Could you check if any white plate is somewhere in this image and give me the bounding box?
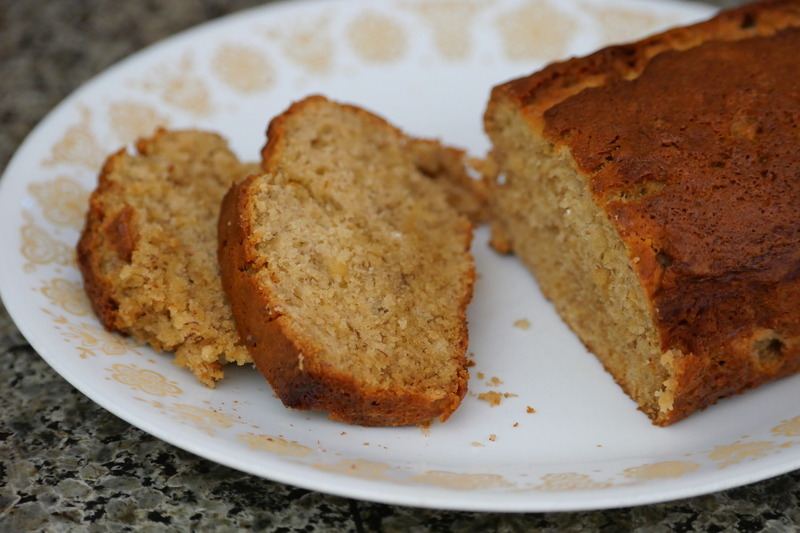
[2,0,799,513]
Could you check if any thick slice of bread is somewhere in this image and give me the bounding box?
[77,129,257,387]
[484,0,800,425]
[218,96,475,426]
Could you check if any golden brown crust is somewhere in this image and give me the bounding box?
[220,96,473,426]
[485,0,800,425]
[78,149,130,329]
[489,0,800,136]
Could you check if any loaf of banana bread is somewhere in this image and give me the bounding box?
[484,0,800,425]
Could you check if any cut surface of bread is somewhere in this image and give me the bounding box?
[77,129,256,387]
[405,137,490,224]
[484,0,800,425]
[218,95,475,426]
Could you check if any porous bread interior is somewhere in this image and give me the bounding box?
[247,106,472,396]
[487,100,675,421]
[92,131,254,386]
[404,138,490,224]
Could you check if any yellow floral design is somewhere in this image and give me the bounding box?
[410,471,514,490]
[623,461,701,480]
[707,440,793,469]
[212,43,276,93]
[772,415,800,438]
[313,459,391,480]
[71,325,130,356]
[28,176,88,230]
[108,363,183,397]
[578,3,662,46]
[42,105,106,169]
[238,433,313,457]
[496,1,577,62]
[534,472,612,491]
[109,101,170,143]
[406,0,484,61]
[262,14,335,74]
[135,399,242,436]
[168,403,241,436]
[20,211,74,272]
[347,11,407,63]
[53,317,136,358]
[41,278,91,316]
[137,53,213,116]
[134,398,166,409]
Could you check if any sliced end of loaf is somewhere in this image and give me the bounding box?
[485,99,670,423]
[485,2,800,426]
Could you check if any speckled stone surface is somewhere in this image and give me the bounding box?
[2,0,800,531]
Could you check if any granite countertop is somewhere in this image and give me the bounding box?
[2,0,799,531]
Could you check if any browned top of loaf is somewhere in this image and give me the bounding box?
[543,28,800,356]
[489,0,800,359]
[493,0,800,133]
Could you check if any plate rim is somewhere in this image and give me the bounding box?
[4,0,799,513]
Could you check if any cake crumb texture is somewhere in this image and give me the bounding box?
[77,128,255,387]
[219,95,475,426]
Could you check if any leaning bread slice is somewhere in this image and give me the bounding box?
[218,95,475,426]
[77,129,256,387]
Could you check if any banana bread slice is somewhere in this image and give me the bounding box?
[78,129,256,387]
[484,0,800,425]
[218,96,475,426]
